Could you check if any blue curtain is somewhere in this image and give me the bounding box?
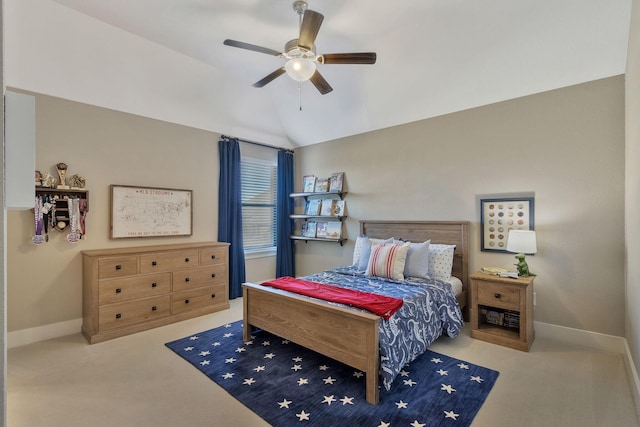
[276,149,295,277]
[218,137,246,299]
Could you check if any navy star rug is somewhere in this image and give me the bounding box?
[165,320,499,427]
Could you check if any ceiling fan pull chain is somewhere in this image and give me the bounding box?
[299,82,303,111]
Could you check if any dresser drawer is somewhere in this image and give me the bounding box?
[98,256,138,279]
[172,265,227,292]
[139,250,199,274]
[98,296,170,331]
[171,285,226,315]
[199,247,227,266]
[477,282,520,310]
[99,273,171,305]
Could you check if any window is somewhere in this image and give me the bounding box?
[240,156,277,254]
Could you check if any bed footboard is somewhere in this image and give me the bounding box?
[242,282,381,405]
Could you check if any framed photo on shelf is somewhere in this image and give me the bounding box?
[480,197,534,252]
[110,185,192,239]
[303,175,316,193]
[329,172,344,192]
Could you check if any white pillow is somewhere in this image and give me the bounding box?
[428,244,456,281]
[365,243,410,280]
[352,236,394,270]
[403,240,431,278]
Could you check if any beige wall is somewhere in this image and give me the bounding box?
[626,0,640,392]
[295,76,626,336]
[6,93,275,332]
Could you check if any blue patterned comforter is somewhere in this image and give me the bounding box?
[301,266,463,390]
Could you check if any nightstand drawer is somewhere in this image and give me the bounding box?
[477,282,520,310]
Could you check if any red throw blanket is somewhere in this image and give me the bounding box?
[260,276,403,320]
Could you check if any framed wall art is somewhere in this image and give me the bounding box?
[480,197,534,252]
[110,185,193,239]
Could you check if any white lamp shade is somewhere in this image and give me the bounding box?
[506,230,537,254]
[285,58,317,82]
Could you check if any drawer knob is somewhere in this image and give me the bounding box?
[115,313,122,319]
[152,306,157,311]
[211,255,216,259]
[185,299,190,304]
[115,288,122,294]
[151,282,157,288]
[185,277,190,282]
[211,273,216,278]
[115,265,122,270]
[495,293,502,299]
[185,257,190,263]
[211,293,216,299]
[152,261,157,266]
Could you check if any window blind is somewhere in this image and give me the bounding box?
[241,159,277,252]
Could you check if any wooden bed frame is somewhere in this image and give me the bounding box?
[242,220,470,405]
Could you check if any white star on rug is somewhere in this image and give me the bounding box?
[410,421,426,427]
[199,351,210,356]
[223,333,233,338]
[319,365,329,371]
[224,323,232,328]
[441,384,456,394]
[291,364,302,371]
[437,369,448,376]
[431,357,443,364]
[183,346,194,351]
[395,400,409,409]
[323,376,336,384]
[353,371,364,379]
[282,339,290,344]
[457,362,469,369]
[244,340,254,345]
[444,410,459,420]
[298,378,309,385]
[296,410,310,421]
[189,336,198,340]
[322,395,336,405]
[261,340,271,346]
[264,353,275,359]
[222,373,234,379]
[243,378,256,385]
[399,370,410,377]
[340,396,355,405]
[293,356,303,362]
[235,347,246,353]
[211,342,221,347]
[200,360,210,366]
[471,375,484,383]
[278,399,292,408]
[254,365,265,372]
[377,422,390,427]
[225,357,236,364]
[403,379,417,387]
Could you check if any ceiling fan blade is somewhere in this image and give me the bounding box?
[223,39,282,57]
[252,68,286,88]
[309,70,333,95]
[322,53,377,65]
[298,10,324,51]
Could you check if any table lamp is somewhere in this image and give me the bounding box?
[506,230,537,277]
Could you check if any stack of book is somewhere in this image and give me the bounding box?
[503,310,520,329]
[481,308,504,326]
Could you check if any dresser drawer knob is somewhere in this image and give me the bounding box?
[211,273,216,278]
[115,265,122,270]
[211,255,216,259]
[151,282,157,288]
[185,257,190,263]
[495,293,502,299]
[115,288,122,294]
[152,261,157,266]
[211,293,216,299]
[185,277,190,282]
[152,306,157,311]
[184,299,190,304]
[115,313,122,319]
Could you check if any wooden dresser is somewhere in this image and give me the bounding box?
[82,242,230,344]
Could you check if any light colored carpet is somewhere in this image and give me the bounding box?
[8,299,640,427]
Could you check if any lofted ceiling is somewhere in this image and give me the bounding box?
[48,0,631,148]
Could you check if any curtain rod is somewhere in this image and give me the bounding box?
[221,134,294,154]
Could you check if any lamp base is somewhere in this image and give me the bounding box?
[514,253,536,277]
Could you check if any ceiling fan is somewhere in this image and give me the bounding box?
[223,0,377,95]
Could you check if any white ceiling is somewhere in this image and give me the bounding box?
[49,0,631,147]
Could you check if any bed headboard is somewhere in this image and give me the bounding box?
[360,220,470,311]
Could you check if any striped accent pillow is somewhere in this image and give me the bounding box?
[365,243,410,280]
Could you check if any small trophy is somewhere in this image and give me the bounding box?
[56,163,69,189]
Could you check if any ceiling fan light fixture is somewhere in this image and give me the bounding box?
[285,57,316,82]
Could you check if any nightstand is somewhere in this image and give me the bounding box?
[470,272,535,351]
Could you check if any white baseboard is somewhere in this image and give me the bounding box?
[8,318,82,349]
[623,339,640,420]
